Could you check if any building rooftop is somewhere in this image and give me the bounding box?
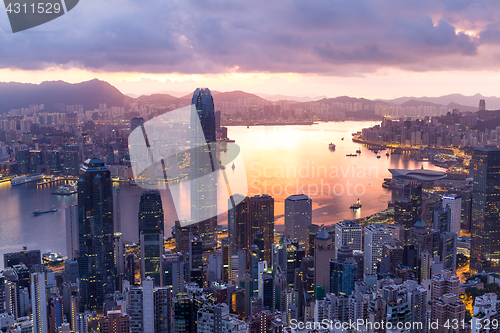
[389,168,447,182]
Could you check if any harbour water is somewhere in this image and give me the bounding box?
[0,121,445,268]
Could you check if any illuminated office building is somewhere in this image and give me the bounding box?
[471,148,500,273]
[249,194,274,265]
[284,194,312,245]
[138,190,164,285]
[364,224,392,275]
[31,272,47,333]
[191,88,218,251]
[443,194,462,237]
[77,158,115,310]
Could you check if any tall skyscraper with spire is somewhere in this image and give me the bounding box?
[77,158,115,310]
[138,189,164,285]
[190,88,218,251]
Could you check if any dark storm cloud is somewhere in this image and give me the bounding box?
[0,0,497,74]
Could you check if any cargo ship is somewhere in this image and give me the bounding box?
[11,174,44,186]
[33,209,57,216]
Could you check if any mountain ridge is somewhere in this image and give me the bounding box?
[0,79,498,113]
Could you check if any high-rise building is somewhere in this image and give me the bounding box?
[479,99,486,111]
[471,293,500,333]
[364,224,393,275]
[4,247,41,269]
[65,205,78,259]
[128,277,155,333]
[191,88,218,251]
[248,194,274,265]
[154,287,171,333]
[130,117,145,132]
[228,194,249,252]
[307,224,320,257]
[162,253,185,293]
[77,158,115,310]
[139,190,164,234]
[99,310,130,333]
[433,202,451,233]
[471,148,500,273]
[443,194,462,237]
[138,190,164,285]
[314,229,336,292]
[329,245,357,296]
[394,182,422,242]
[284,194,312,245]
[31,272,48,333]
[140,231,163,285]
[334,220,362,253]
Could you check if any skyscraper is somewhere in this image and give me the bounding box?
[228,194,250,252]
[364,224,392,275]
[65,205,78,259]
[31,272,47,333]
[443,194,462,237]
[138,190,164,234]
[334,220,363,253]
[248,194,275,265]
[77,158,115,310]
[191,88,218,251]
[284,194,312,245]
[471,148,500,273]
[394,182,422,242]
[329,245,357,296]
[138,190,164,285]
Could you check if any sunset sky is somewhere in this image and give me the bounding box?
[1,0,500,99]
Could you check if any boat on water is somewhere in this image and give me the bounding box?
[350,198,362,209]
[42,251,67,265]
[341,137,344,140]
[346,153,357,157]
[129,180,137,186]
[356,148,361,154]
[386,152,390,156]
[11,174,44,186]
[232,162,235,170]
[329,143,336,150]
[377,153,381,158]
[52,183,77,195]
[33,209,57,216]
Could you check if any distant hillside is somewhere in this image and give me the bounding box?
[0,79,131,112]
[383,93,500,110]
[211,90,267,104]
[136,93,187,105]
[401,99,443,108]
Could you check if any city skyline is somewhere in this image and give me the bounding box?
[1,1,500,98]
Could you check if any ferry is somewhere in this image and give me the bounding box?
[350,198,362,210]
[346,153,357,157]
[377,153,381,158]
[329,143,336,150]
[11,174,43,186]
[33,209,57,216]
[52,183,77,195]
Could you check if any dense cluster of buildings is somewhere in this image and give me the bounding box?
[2,91,500,332]
[360,106,500,149]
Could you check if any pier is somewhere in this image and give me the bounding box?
[37,176,78,187]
